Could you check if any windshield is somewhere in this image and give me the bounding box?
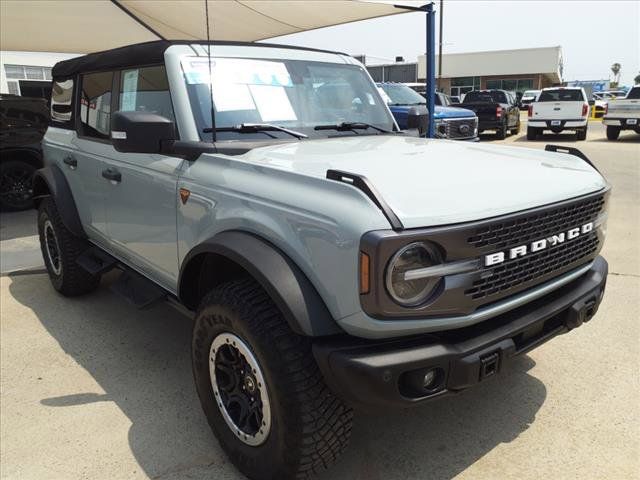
[463,91,508,103]
[538,89,584,102]
[378,83,425,106]
[182,57,395,141]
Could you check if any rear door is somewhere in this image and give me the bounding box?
[101,65,183,290]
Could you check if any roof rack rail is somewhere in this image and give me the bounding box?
[545,144,600,173]
[326,170,403,231]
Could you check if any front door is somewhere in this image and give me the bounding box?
[101,65,182,291]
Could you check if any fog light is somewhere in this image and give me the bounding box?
[423,369,437,389]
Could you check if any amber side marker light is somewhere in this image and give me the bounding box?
[360,252,371,295]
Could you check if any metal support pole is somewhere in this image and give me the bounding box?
[393,2,436,138]
[438,0,443,91]
[425,3,435,138]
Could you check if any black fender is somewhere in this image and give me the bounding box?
[32,165,86,238]
[179,231,343,337]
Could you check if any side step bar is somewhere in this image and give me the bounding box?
[76,248,118,276]
[110,270,166,309]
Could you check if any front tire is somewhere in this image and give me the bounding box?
[606,125,621,140]
[192,279,353,480]
[37,197,100,295]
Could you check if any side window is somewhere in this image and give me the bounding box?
[51,79,74,125]
[119,65,175,121]
[80,71,113,140]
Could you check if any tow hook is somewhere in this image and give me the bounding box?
[565,296,599,330]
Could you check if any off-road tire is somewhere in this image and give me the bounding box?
[606,125,621,141]
[526,126,539,140]
[496,121,507,140]
[192,278,353,480]
[0,160,36,211]
[576,128,587,141]
[510,118,521,135]
[37,197,100,296]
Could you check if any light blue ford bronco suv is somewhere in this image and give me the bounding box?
[35,40,610,480]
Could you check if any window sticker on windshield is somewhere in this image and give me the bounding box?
[121,69,138,111]
[213,83,255,112]
[249,85,297,122]
[182,58,293,87]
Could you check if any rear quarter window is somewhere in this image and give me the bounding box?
[51,79,74,126]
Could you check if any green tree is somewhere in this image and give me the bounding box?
[634,72,640,85]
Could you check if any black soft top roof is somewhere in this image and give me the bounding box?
[52,40,347,79]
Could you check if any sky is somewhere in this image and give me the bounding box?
[270,0,640,86]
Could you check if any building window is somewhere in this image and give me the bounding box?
[7,81,20,95]
[450,77,480,98]
[484,78,534,92]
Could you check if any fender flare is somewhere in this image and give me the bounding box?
[179,231,342,337]
[32,165,86,238]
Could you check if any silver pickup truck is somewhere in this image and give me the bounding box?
[35,41,610,480]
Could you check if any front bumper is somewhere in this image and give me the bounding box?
[313,256,607,408]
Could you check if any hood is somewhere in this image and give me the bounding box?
[389,103,475,119]
[237,135,607,229]
[434,105,476,119]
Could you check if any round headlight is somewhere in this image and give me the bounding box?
[385,242,442,307]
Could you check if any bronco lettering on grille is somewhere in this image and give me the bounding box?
[484,222,594,267]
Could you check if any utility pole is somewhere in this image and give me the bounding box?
[438,0,443,91]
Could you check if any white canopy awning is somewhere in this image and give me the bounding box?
[1,0,417,54]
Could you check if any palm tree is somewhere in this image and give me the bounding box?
[611,63,621,86]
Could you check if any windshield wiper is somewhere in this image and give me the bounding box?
[203,123,307,139]
[314,122,393,134]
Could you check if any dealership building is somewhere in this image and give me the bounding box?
[366,46,564,96]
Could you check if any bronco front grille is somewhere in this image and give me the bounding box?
[464,194,606,301]
[467,194,605,251]
[465,233,600,300]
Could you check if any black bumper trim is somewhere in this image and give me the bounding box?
[313,256,608,408]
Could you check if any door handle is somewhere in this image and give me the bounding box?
[63,156,77,169]
[102,168,121,183]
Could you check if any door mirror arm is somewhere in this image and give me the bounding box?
[160,140,217,161]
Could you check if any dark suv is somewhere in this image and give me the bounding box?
[0,94,48,210]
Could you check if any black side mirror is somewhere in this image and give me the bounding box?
[406,105,428,137]
[111,111,176,154]
[588,100,595,106]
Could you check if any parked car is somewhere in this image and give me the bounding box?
[519,89,541,109]
[452,89,520,139]
[0,94,48,210]
[603,85,640,140]
[404,83,455,106]
[378,82,478,140]
[527,87,589,140]
[36,40,610,480]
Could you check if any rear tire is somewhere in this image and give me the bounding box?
[576,128,587,141]
[526,126,539,140]
[37,197,100,296]
[192,278,353,480]
[496,121,507,140]
[606,125,621,140]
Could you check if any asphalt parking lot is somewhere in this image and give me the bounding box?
[1,120,638,480]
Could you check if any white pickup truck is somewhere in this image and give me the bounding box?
[527,87,589,140]
[603,85,640,140]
